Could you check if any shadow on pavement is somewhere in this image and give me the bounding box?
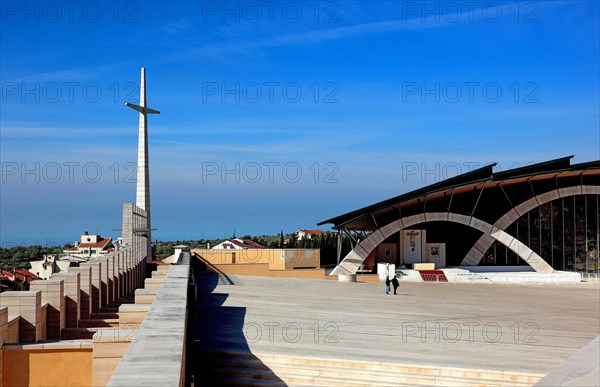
[186,258,286,386]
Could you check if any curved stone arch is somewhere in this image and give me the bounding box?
[330,212,555,276]
[461,185,600,266]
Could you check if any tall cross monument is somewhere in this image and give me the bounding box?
[126,68,159,258]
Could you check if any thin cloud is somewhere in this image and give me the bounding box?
[1,60,139,83]
[0,123,134,138]
[158,1,566,64]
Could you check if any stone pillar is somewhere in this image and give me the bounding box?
[140,260,145,289]
[134,288,158,304]
[0,307,7,344]
[133,259,138,291]
[51,272,80,329]
[82,261,102,313]
[118,304,149,329]
[122,252,128,296]
[131,251,136,292]
[98,257,109,308]
[144,278,163,289]
[0,307,6,384]
[69,266,92,320]
[116,251,124,299]
[122,251,128,297]
[126,250,133,294]
[136,260,142,290]
[141,258,148,286]
[0,291,42,342]
[136,254,141,289]
[106,255,115,305]
[122,203,134,252]
[123,250,131,297]
[131,259,137,292]
[29,279,65,340]
[152,266,169,279]
[121,252,128,296]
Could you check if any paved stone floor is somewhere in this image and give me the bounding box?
[189,274,599,374]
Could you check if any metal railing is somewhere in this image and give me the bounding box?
[454,273,493,283]
[581,272,600,282]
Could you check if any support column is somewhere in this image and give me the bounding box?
[29,279,65,340]
[51,272,80,329]
[128,250,134,294]
[0,307,7,344]
[141,260,147,287]
[106,255,115,305]
[0,291,42,342]
[0,307,6,383]
[130,255,136,292]
[137,259,144,289]
[69,266,92,320]
[82,262,102,313]
[117,251,125,299]
[124,250,130,295]
[133,259,139,292]
[99,257,109,308]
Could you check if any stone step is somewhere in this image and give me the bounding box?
[208,372,377,387]
[268,364,444,385]
[289,364,534,386]
[205,375,287,386]
[78,319,119,328]
[61,327,97,340]
[114,299,135,305]
[210,365,288,381]
[207,361,532,387]
[90,312,119,319]
[100,309,120,315]
[275,373,404,387]
[198,351,541,386]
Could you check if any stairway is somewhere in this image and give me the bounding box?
[195,350,544,386]
[61,295,136,339]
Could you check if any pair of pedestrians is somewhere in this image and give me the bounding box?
[385,275,399,295]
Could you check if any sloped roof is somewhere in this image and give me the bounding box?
[229,239,265,249]
[3,269,41,283]
[65,237,113,251]
[319,156,599,229]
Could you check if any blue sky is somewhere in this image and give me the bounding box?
[1,0,599,246]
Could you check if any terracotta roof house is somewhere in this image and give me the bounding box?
[63,232,113,258]
[0,268,39,291]
[212,238,265,250]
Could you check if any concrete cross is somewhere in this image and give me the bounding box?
[125,68,159,255]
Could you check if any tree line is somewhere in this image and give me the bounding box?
[0,244,71,270]
[2,232,355,270]
[154,232,354,266]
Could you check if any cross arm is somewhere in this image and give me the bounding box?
[125,102,160,115]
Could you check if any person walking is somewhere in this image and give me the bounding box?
[391,275,400,295]
[385,276,391,294]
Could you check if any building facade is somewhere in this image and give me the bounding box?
[319,157,599,275]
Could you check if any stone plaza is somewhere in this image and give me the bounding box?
[188,274,600,385]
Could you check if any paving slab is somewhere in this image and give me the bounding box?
[188,274,600,374]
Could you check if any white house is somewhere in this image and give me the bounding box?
[63,232,114,258]
[296,230,328,240]
[212,238,265,250]
[29,255,71,280]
